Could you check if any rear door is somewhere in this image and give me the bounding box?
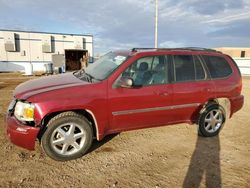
[171,54,216,123]
[108,55,175,132]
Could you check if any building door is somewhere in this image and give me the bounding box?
[65,49,87,71]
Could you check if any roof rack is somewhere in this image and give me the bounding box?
[131,47,219,53]
[131,48,157,52]
[179,47,218,52]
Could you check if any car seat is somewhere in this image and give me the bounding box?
[149,61,168,84]
[134,62,149,85]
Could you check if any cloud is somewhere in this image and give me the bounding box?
[0,0,250,54]
[94,37,140,54]
[208,19,250,38]
[203,12,250,24]
[159,41,185,48]
[182,0,246,15]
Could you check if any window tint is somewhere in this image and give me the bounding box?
[137,56,153,69]
[194,56,206,80]
[85,52,128,80]
[174,55,195,82]
[202,55,232,78]
[152,56,160,69]
[121,56,168,86]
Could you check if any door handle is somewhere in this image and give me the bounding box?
[154,91,169,96]
[204,88,211,92]
[160,92,168,96]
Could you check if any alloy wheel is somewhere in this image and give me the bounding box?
[204,109,223,133]
[50,123,86,156]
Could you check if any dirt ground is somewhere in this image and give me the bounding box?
[0,73,249,188]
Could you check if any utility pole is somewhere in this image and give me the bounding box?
[154,0,158,48]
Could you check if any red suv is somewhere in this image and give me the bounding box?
[6,48,244,161]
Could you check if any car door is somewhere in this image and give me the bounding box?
[171,54,216,123]
[107,55,175,133]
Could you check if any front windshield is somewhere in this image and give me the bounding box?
[85,52,128,80]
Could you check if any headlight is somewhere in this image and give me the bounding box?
[14,101,35,121]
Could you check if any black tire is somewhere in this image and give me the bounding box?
[198,104,225,137]
[41,111,93,161]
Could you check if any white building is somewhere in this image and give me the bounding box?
[214,47,250,76]
[0,29,93,72]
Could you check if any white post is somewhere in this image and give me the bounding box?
[154,0,158,48]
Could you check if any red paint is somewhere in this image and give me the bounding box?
[6,49,244,150]
[6,115,40,150]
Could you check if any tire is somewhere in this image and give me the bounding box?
[41,111,93,161]
[198,104,225,137]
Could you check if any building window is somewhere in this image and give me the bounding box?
[241,51,245,58]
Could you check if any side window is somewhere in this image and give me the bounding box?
[121,56,168,86]
[122,56,153,82]
[194,56,206,80]
[152,56,160,69]
[202,55,232,78]
[137,57,153,69]
[174,55,195,82]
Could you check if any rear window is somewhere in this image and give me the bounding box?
[202,55,232,78]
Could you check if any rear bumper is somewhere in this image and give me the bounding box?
[230,95,244,117]
[5,115,40,150]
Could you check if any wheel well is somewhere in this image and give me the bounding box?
[201,98,231,119]
[37,110,97,141]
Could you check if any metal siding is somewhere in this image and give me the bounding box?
[234,58,250,76]
[0,30,93,72]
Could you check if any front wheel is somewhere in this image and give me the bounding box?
[198,104,225,137]
[41,112,93,161]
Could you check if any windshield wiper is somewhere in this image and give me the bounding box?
[73,69,90,82]
[73,69,85,77]
[84,72,93,82]
[74,70,100,82]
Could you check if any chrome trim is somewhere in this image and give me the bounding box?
[86,109,100,141]
[112,103,200,116]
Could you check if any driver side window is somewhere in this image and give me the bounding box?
[121,56,168,86]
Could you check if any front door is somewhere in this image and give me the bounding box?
[108,55,175,132]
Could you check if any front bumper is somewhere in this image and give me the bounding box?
[6,115,40,150]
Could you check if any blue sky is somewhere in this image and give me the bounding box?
[0,0,250,54]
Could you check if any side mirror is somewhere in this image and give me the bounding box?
[118,77,133,88]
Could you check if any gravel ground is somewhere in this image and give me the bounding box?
[0,73,249,188]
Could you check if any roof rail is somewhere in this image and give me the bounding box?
[131,48,157,52]
[131,47,219,53]
[179,47,218,52]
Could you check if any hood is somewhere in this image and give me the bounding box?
[14,73,88,99]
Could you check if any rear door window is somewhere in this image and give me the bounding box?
[173,55,195,82]
[173,55,207,82]
[202,55,232,78]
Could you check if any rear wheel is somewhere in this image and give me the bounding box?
[198,104,225,137]
[41,111,93,161]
